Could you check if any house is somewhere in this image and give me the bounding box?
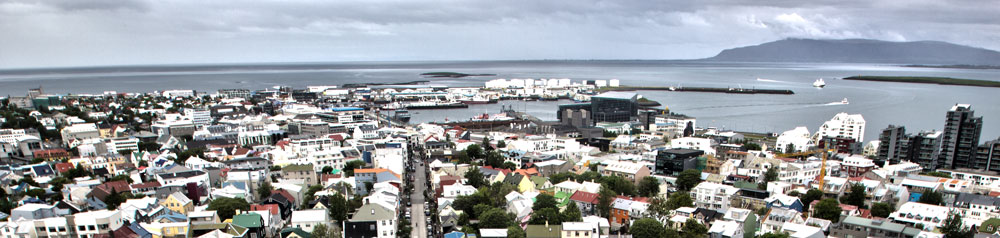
[569,191,599,216]
[232,213,265,238]
[345,203,396,238]
[831,216,922,238]
[888,202,951,231]
[73,210,125,237]
[281,227,312,238]
[707,220,743,238]
[505,191,534,222]
[610,198,632,228]
[282,164,318,187]
[601,160,651,185]
[160,192,194,215]
[765,194,804,212]
[291,209,330,232]
[264,190,295,220]
[760,208,803,234]
[561,222,600,238]
[10,203,58,220]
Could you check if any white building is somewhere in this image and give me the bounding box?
[814,112,865,143]
[776,127,814,153]
[671,137,715,155]
[105,137,139,154]
[73,210,124,237]
[691,182,739,211]
[888,202,952,231]
[60,123,100,146]
[161,90,195,98]
[291,209,331,233]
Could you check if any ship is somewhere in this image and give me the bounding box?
[539,94,559,101]
[392,109,411,123]
[813,78,826,88]
[469,112,515,122]
[827,98,849,105]
[459,96,491,104]
[404,101,469,109]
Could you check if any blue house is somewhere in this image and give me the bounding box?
[765,194,804,212]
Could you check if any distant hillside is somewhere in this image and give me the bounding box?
[704,38,1000,65]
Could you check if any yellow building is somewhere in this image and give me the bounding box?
[160,192,194,215]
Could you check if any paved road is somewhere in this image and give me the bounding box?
[410,157,429,238]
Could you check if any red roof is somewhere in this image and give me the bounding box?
[97,180,131,194]
[569,191,599,204]
[130,181,162,189]
[54,163,74,173]
[250,204,280,215]
[272,189,296,204]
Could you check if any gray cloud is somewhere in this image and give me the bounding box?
[1,0,999,68]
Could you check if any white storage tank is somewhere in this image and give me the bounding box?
[609,79,620,87]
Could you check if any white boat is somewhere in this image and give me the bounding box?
[827,98,849,105]
[813,78,826,88]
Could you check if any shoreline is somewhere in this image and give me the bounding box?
[842,75,1000,88]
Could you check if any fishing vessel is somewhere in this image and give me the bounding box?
[827,98,849,105]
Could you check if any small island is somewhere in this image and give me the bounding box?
[842,75,1000,88]
[420,72,497,78]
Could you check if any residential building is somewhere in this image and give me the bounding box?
[282,164,318,187]
[601,160,650,185]
[345,203,396,238]
[159,192,194,215]
[291,209,331,233]
[888,202,952,230]
[691,182,739,211]
[61,123,100,146]
[776,126,814,153]
[813,112,865,143]
[831,216,922,238]
[939,104,982,170]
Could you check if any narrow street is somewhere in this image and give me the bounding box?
[409,151,430,238]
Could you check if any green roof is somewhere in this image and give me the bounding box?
[232,213,263,228]
[525,225,561,238]
[281,227,312,238]
[283,164,314,172]
[530,176,548,188]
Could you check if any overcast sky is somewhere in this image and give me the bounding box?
[1,0,999,69]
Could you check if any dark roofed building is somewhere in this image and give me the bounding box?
[655,149,703,176]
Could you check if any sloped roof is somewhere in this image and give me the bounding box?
[350,203,394,221]
[569,191,599,204]
[232,213,263,228]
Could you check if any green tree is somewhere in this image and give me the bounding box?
[741,142,762,151]
[577,171,602,182]
[327,193,349,223]
[676,169,702,191]
[479,208,513,228]
[529,207,562,225]
[301,185,324,208]
[464,166,486,188]
[647,195,673,218]
[258,181,273,200]
[103,192,136,210]
[473,204,494,218]
[507,226,526,238]
[922,171,952,178]
[918,190,944,206]
[207,197,251,220]
[843,183,867,208]
[466,144,483,160]
[549,172,577,184]
[630,218,666,238]
[482,136,493,151]
[108,174,134,183]
[682,218,708,238]
[25,188,46,198]
[600,175,636,196]
[638,176,661,197]
[813,198,843,222]
[597,185,616,217]
[666,192,694,210]
[870,202,894,218]
[799,189,824,211]
[763,167,779,183]
[311,223,330,238]
[759,232,791,238]
[533,194,559,211]
[497,140,506,148]
[321,166,333,174]
[343,160,366,176]
[940,212,974,238]
[561,202,583,222]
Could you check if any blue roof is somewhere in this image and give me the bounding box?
[32,165,54,176]
[331,107,364,112]
[223,181,248,190]
[444,232,466,238]
[155,212,188,222]
[130,222,153,238]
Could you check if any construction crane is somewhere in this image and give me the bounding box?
[776,146,833,192]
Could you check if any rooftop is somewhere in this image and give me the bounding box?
[593,91,637,100]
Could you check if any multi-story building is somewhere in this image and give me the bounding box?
[218,89,251,99]
[877,125,942,170]
[60,123,100,146]
[105,137,140,154]
[291,209,331,233]
[282,164,318,187]
[975,138,1000,172]
[831,216,921,238]
[842,155,876,177]
[888,202,952,230]
[600,160,650,185]
[186,108,212,128]
[813,112,865,143]
[72,210,125,237]
[691,182,739,211]
[939,104,982,170]
[654,149,702,176]
[344,203,396,238]
[776,126,814,153]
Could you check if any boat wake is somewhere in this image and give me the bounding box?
[756,78,781,83]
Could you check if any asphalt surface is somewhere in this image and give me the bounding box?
[410,158,429,238]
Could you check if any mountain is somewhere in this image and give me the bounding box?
[704,38,1000,65]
